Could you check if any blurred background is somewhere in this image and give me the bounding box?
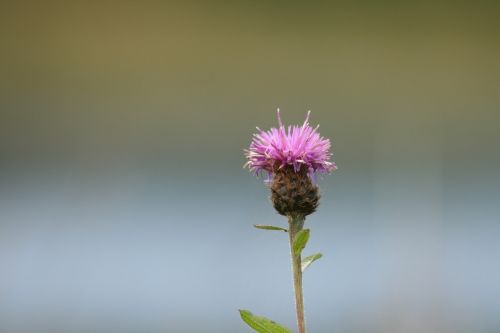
[1,1,499,332]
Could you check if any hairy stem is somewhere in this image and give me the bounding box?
[288,216,306,333]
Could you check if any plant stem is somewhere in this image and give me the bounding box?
[288,215,306,333]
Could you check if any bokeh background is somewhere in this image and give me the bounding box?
[1,1,499,332]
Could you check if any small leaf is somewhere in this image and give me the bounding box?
[253,224,288,232]
[239,310,293,333]
[301,253,323,272]
[293,229,310,256]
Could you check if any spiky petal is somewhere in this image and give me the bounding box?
[244,109,337,179]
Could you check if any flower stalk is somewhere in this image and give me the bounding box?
[288,215,306,333]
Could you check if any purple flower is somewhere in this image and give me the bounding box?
[244,109,337,180]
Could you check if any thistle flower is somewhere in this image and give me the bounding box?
[244,109,336,217]
[240,109,337,333]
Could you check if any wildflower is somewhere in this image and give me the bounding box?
[241,109,337,333]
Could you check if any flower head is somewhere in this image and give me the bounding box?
[244,109,337,180]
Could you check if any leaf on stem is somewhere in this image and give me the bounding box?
[239,310,293,333]
[301,253,323,272]
[253,224,288,232]
[292,229,310,256]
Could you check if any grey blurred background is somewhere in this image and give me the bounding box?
[1,1,499,332]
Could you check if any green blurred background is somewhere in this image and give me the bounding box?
[0,1,499,333]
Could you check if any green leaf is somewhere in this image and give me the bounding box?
[253,224,288,232]
[293,229,310,256]
[301,253,323,272]
[239,310,293,333]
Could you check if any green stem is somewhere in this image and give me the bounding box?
[288,215,306,333]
